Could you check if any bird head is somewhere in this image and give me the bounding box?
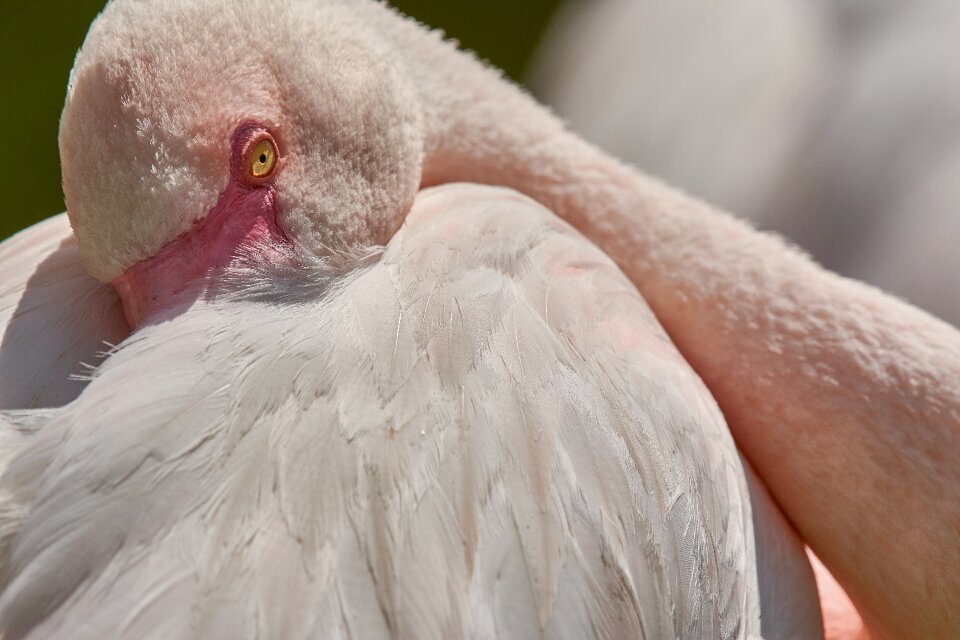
[60,0,424,327]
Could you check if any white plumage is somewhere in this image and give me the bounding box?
[0,215,128,410]
[0,185,819,638]
[19,0,960,636]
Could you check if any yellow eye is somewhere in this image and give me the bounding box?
[249,138,277,178]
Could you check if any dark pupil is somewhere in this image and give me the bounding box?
[258,153,267,164]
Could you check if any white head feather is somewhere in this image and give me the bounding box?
[61,0,423,282]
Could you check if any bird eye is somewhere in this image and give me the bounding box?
[249,138,277,178]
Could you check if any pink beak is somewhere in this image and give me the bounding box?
[112,182,289,329]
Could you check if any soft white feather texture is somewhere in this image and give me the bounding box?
[0,215,128,410]
[0,185,820,638]
[62,0,423,281]
[49,0,960,636]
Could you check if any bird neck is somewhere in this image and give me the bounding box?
[378,2,726,304]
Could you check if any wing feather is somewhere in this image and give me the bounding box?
[0,214,129,410]
[0,186,816,639]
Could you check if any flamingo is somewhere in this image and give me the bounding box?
[0,0,958,638]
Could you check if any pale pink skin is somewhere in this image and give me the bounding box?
[809,549,872,640]
[112,123,291,328]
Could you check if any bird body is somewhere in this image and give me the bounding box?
[0,185,818,638]
[0,215,128,411]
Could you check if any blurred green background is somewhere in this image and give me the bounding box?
[0,0,562,242]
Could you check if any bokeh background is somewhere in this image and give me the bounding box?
[0,0,562,241]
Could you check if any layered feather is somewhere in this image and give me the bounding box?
[0,185,820,638]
